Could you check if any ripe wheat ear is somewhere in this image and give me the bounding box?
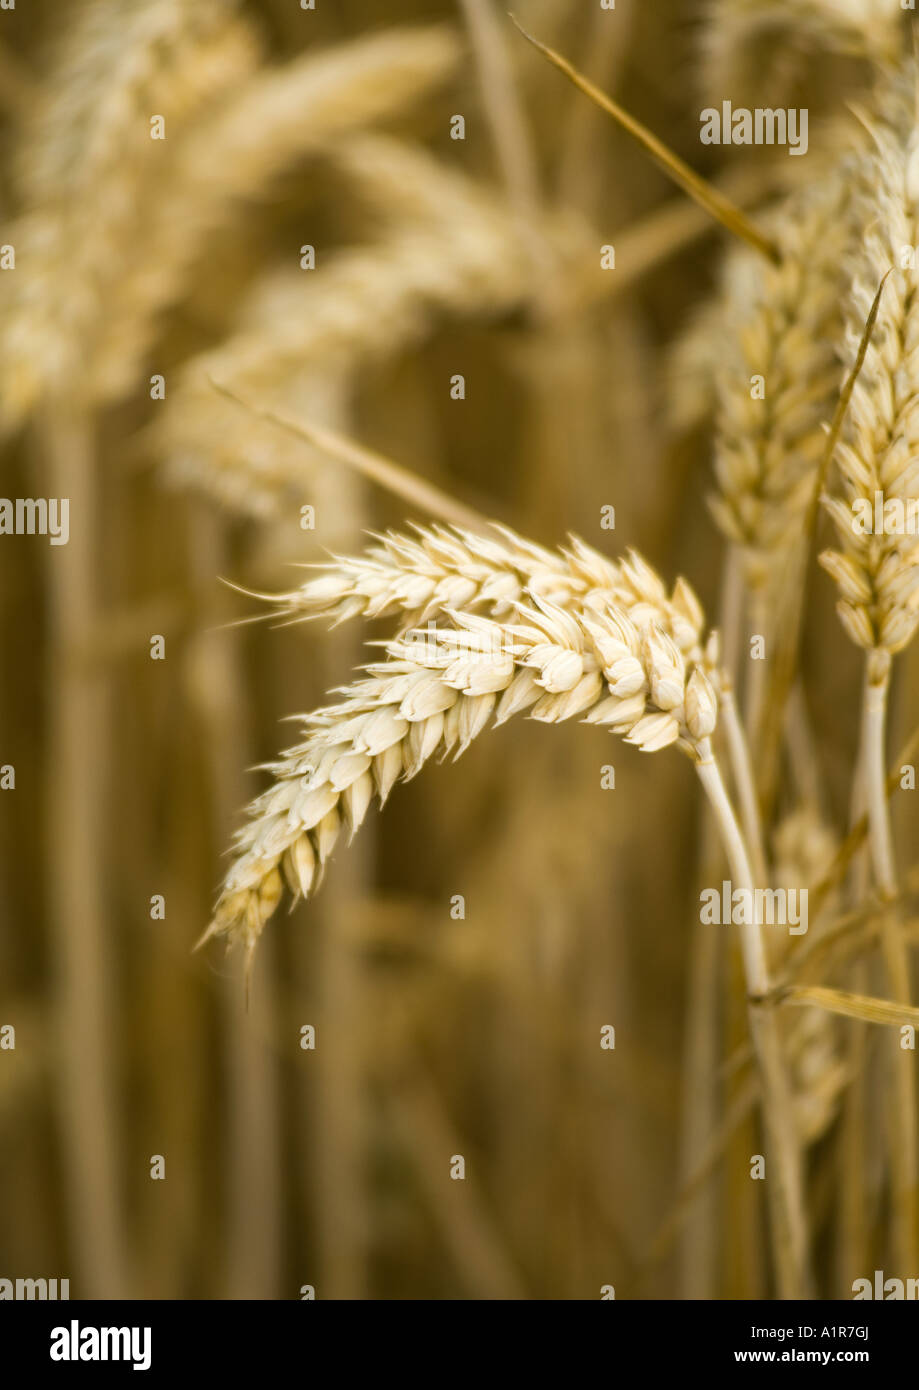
[204,542,722,967]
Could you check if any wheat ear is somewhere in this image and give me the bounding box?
[207,520,813,1293]
[711,169,855,593]
[0,0,258,426]
[272,524,707,646]
[701,0,904,99]
[204,558,718,961]
[87,31,462,401]
[156,135,539,515]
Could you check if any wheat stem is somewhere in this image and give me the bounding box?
[189,508,282,1298]
[694,741,810,1298]
[460,0,559,318]
[862,659,919,1271]
[719,683,767,886]
[459,0,540,216]
[863,665,897,900]
[43,402,130,1297]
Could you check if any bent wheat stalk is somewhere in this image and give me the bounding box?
[694,746,810,1297]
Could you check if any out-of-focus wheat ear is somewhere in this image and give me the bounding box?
[711,165,858,595]
[87,32,463,401]
[0,0,260,427]
[15,0,253,203]
[771,808,848,1144]
[703,159,863,830]
[699,0,903,108]
[154,133,551,515]
[175,23,460,193]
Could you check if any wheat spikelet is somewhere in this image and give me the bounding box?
[0,0,259,425]
[710,167,857,591]
[204,540,718,964]
[156,134,548,513]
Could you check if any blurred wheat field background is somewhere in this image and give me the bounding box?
[1,0,919,1302]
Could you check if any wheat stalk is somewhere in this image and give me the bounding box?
[510,13,780,264]
[818,79,919,1272]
